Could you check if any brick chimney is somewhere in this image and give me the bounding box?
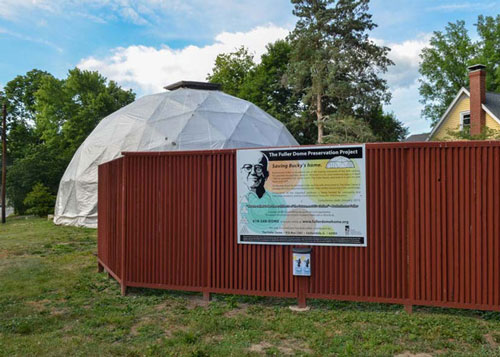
[468,64,486,136]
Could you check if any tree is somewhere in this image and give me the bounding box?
[286,0,393,143]
[23,183,56,217]
[4,67,135,213]
[2,70,53,161]
[240,41,300,125]
[419,15,500,126]
[207,42,314,143]
[366,107,408,142]
[207,47,255,97]
[239,41,311,143]
[35,68,136,160]
[323,115,376,143]
[475,15,500,92]
[6,146,67,214]
[419,21,475,126]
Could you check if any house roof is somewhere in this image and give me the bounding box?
[427,88,500,140]
[485,91,500,120]
[405,133,430,142]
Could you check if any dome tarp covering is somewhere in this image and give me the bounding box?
[54,88,299,228]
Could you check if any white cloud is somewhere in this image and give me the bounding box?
[0,0,294,32]
[77,24,432,135]
[377,34,431,89]
[0,0,58,19]
[385,82,431,135]
[376,34,432,134]
[77,24,290,94]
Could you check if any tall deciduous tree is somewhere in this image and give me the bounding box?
[207,47,255,97]
[35,68,135,160]
[419,21,475,126]
[4,68,135,214]
[286,0,393,143]
[367,107,408,142]
[419,16,500,126]
[240,40,301,130]
[475,15,500,92]
[2,70,53,161]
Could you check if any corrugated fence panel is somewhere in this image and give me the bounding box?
[123,154,210,291]
[97,141,500,311]
[409,145,500,310]
[308,146,408,303]
[97,158,123,280]
[207,152,296,297]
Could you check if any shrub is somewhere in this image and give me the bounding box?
[23,183,56,217]
[6,146,66,214]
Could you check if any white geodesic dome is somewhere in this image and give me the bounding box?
[54,87,299,228]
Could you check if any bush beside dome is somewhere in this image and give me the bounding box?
[54,82,299,228]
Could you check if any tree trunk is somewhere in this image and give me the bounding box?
[316,93,323,144]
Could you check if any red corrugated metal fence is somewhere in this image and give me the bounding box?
[97,141,500,311]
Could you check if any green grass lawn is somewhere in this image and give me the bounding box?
[1,217,500,356]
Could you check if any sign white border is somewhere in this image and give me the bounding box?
[236,145,367,247]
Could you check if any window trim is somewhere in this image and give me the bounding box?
[460,111,471,130]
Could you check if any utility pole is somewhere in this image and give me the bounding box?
[2,103,6,224]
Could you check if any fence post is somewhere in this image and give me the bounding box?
[297,277,308,308]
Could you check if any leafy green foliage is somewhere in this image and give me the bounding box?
[6,146,66,214]
[419,21,475,126]
[207,42,318,144]
[419,16,500,126]
[35,68,136,161]
[286,0,393,143]
[240,41,303,135]
[444,126,500,141]
[367,107,409,142]
[23,183,56,217]
[207,47,255,97]
[2,70,53,161]
[207,37,402,145]
[3,68,135,214]
[475,15,500,93]
[323,115,377,143]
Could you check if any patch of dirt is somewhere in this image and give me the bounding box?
[484,333,498,348]
[50,306,70,316]
[0,249,8,259]
[155,301,175,311]
[186,296,210,309]
[26,299,51,311]
[224,303,249,317]
[26,299,69,316]
[249,341,273,353]
[248,339,312,355]
[276,338,312,355]
[204,335,224,343]
[394,353,432,357]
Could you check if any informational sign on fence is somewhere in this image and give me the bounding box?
[236,145,367,246]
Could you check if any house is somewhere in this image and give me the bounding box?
[405,64,500,142]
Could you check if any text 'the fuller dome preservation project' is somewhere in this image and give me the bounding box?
[54,81,299,227]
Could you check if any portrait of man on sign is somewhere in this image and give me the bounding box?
[240,151,269,199]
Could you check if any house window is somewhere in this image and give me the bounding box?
[460,111,470,130]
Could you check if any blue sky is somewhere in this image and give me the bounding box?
[0,0,498,135]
